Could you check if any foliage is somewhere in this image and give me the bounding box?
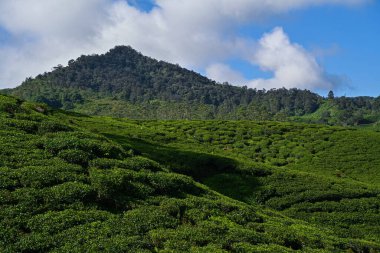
[4,46,380,126]
[4,46,327,121]
[72,112,380,249]
[1,94,380,252]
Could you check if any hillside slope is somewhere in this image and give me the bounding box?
[3,46,380,126]
[68,115,380,247]
[3,46,324,120]
[1,94,380,252]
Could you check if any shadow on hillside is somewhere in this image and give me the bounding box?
[104,133,238,180]
[59,109,90,118]
[103,133,264,204]
[203,173,261,204]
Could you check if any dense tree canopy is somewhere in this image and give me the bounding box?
[3,47,321,117]
[2,46,380,125]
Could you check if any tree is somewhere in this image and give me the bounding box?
[319,110,331,124]
[328,90,335,100]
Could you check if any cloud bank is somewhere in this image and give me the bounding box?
[0,0,369,90]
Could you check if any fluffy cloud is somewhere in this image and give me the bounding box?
[206,28,337,90]
[0,0,110,88]
[0,0,108,39]
[206,63,247,86]
[0,0,369,89]
[250,27,335,90]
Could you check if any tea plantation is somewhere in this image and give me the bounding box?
[1,94,380,252]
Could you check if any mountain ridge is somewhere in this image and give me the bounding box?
[2,46,322,117]
[2,45,380,125]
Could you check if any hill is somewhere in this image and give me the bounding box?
[73,115,380,245]
[1,94,380,252]
[0,46,335,121]
[4,46,380,126]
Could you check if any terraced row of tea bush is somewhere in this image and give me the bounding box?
[4,94,380,252]
[70,115,380,249]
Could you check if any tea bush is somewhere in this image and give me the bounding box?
[1,95,380,252]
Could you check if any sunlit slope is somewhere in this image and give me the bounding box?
[70,116,380,246]
[75,118,380,185]
[4,94,380,252]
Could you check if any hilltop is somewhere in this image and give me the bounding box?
[1,46,380,125]
[5,46,380,125]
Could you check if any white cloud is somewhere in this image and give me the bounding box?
[0,0,110,87]
[0,0,369,89]
[206,64,247,86]
[0,0,109,39]
[249,27,334,90]
[207,27,339,90]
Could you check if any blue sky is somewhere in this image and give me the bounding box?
[126,0,156,12]
[281,2,380,96]
[128,0,380,97]
[0,0,378,97]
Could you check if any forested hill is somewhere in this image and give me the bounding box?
[3,46,380,125]
[1,46,321,118]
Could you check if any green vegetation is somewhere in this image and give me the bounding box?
[7,46,319,118]
[1,94,380,252]
[70,114,380,250]
[5,45,380,126]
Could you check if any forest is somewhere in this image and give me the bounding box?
[1,93,380,252]
[3,46,380,126]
